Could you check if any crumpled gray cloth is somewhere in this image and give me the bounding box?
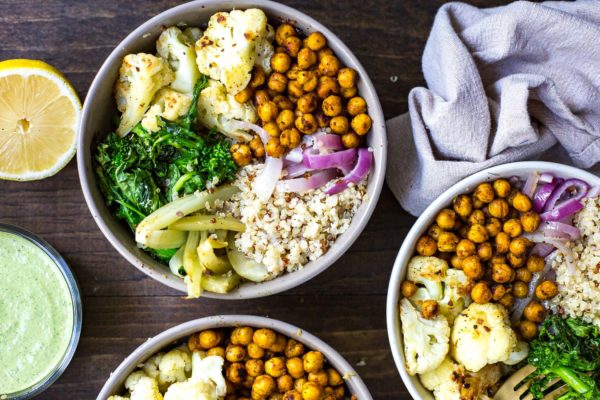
[386,0,600,216]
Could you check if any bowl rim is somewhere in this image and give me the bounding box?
[0,223,83,400]
[96,314,373,400]
[385,161,600,400]
[77,0,387,299]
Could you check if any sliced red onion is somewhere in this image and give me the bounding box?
[253,156,283,203]
[324,148,373,195]
[541,221,580,240]
[314,134,343,152]
[522,171,540,198]
[285,147,304,164]
[533,179,561,213]
[530,243,555,257]
[539,173,554,183]
[587,185,600,198]
[540,198,584,221]
[303,148,357,172]
[286,162,311,178]
[550,239,577,275]
[543,178,590,212]
[276,169,338,193]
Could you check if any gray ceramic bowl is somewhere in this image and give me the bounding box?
[77,0,386,299]
[386,161,600,400]
[97,315,372,399]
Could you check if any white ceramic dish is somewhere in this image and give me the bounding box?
[386,161,600,400]
[97,315,372,399]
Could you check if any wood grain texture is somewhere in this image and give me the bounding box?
[0,0,514,398]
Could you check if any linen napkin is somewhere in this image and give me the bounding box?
[386,0,600,216]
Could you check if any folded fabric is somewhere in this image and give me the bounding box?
[386,0,600,216]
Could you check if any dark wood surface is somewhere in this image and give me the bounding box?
[0,0,514,398]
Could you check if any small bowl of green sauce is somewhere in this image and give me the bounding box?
[0,224,82,399]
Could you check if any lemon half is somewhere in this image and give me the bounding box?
[0,59,81,181]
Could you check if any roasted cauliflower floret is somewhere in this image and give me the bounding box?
[191,352,227,397]
[107,396,130,400]
[196,79,257,141]
[115,53,174,136]
[158,347,192,386]
[141,88,192,132]
[163,379,218,400]
[419,357,501,400]
[157,27,201,94]
[504,340,529,366]
[142,352,164,380]
[400,298,450,375]
[451,303,518,372]
[124,371,163,400]
[195,9,274,94]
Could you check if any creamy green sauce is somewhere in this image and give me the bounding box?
[0,232,73,394]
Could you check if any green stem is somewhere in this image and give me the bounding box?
[552,367,591,394]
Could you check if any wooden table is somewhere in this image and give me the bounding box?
[1,0,512,398]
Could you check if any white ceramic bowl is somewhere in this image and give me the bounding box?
[77,0,386,299]
[386,161,600,400]
[97,315,373,399]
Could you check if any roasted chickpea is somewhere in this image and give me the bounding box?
[463,255,484,279]
[231,143,253,166]
[400,280,418,298]
[472,196,484,209]
[471,282,492,304]
[285,339,305,358]
[340,86,357,99]
[303,351,324,373]
[295,114,318,134]
[271,52,292,73]
[188,333,201,352]
[428,224,443,241]
[266,138,286,158]
[527,255,545,273]
[264,357,287,378]
[518,320,538,341]
[332,386,345,399]
[284,390,303,400]
[485,218,502,238]
[285,63,301,81]
[283,36,302,57]
[207,346,226,358]
[276,24,296,46]
[255,89,271,106]
[286,357,305,379]
[227,362,247,384]
[491,254,507,265]
[503,218,523,238]
[351,113,372,136]
[276,375,294,393]
[492,263,514,283]
[468,210,486,226]
[302,382,322,400]
[493,179,511,198]
[262,122,280,139]
[435,209,456,230]
[329,116,349,135]
[488,199,510,219]
[253,375,277,397]
[452,195,472,218]
[280,128,302,149]
[521,211,541,233]
[304,31,327,51]
[421,300,439,319]
[512,193,533,212]
[344,97,366,118]
[286,80,305,98]
[322,95,343,117]
[297,48,318,70]
[270,393,285,400]
[259,101,279,122]
[226,344,247,362]
[473,183,494,204]
[335,68,356,89]
[235,86,254,103]
[437,231,459,252]
[297,93,318,114]
[515,267,533,283]
[467,224,489,244]
[477,242,493,261]
[341,132,360,149]
[275,109,295,131]
[508,238,529,257]
[246,359,265,377]
[308,370,328,386]
[231,326,255,346]
[498,293,515,309]
[451,255,464,269]
[268,72,288,93]
[536,280,558,300]
[254,328,277,349]
[249,67,267,88]
[416,236,437,256]
[513,281,529,298]
[199,330,223,349]
[318,55,340,77]
[454,239,475,258]
[317,47,333,60]
[524,300,545,322]
[249,135,265,158]
[269,334,288,353]
[491,284,507,301]
[495,232,511,253]
[296,70,318,92]
[326,368,343,386]
[294,378,308,394]
[316,76,339,99]
[248,342,266,359]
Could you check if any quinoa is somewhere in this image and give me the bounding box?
[549,196,600,326]
[218,163,368,277]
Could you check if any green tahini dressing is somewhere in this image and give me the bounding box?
[0,231,73,394]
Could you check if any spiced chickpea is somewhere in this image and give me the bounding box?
[208,346,226,358]
[503,218,523,238]
[495,232,511,254]
[341,132,360,149]
[401,281,418,298]
[297,93,318,114]
[231,326,255,346]
[416,235,438,256]
[467,224,489,243]
[477,242,493,261]
[468,210,486,226]
[428,224,443,241]
[258,101,279,122]
[317,76,339,99]
[188,334,200,351]
[303,351,324,373]
[235,86,254,104]
[488,199,510,219]
[463,255,484,279]
[231,143,252,166]
[329,116,349,135]
[505,254,522,270]
[471,282,492,304]
[491,254,507,265]
[491,284,507,301]
[513,281,529,298]
[277,375,294,393]
[346,97,367,117]
[351,114,372,136]
[227,345,246,362]
[254,328,277,349]
[276,110,295,131]
[266,138,286,158]
[492,263,514,283]
[327,368,343,386]
[283,36,302,57]
[271,53,292,73]
[485,218,502,237]
[527,255,545,273]
[453,195,473,218]
[268,72,288,93]
[294,378,307,393]
[246,359,265,377]
[337,68,357,89]
[262,122,280,139]
[297,48,318,70]
[491,179,510,198]
[302,382,322,400]
[265,357,287,378]
[286,357,305,379]
[518,320,538,341]
[317,47,333,61]
[305,31,327,51]
[472,196,484,209]
[285,339,305,358]
[454,239,475,258]
[510,237,530,256]
[421,300,439,319]
[297,71,318,92]
[199,330,223,349]
[227,362,247,384]
[249,135,265,158]
[280,128,302,149]
[437,231,459,252]
[286,64,301,80]
[434,209,455,230]
[270,335,288,353]
[535,280,558,300]
[255,89,270,106]
[333,386,345,399]
[521,211,541,233]
[474,183,495,203]
[270,394,285,400]
[284,390,303,400]
[253,375,277,397]
[272,95,294,111]
[250,67,267,88]
[515,267,533,283]
[524,301,545,323]
[248,342,266,359]
[308,370,328,387]
[340,86,357,99]
[276,24,296,46]
[451,254,464,269]
[295,114,318,134]
[498,293,515,309]
[322,95,343,117]
[287,80,305,98]
[512,193,533,212]
[318,55,340,77]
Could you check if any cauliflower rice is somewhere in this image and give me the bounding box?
[549,196,600,326]
[214,163,368,277]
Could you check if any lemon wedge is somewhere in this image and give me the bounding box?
[0,59,81,181]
